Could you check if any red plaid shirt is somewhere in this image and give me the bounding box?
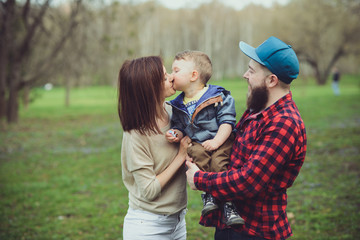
[194,92,307,240]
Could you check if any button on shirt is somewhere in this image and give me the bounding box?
[194,92,307,240]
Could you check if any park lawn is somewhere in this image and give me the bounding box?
[0,76,359,239]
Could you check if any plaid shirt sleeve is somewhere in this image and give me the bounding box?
[194,115,303,201]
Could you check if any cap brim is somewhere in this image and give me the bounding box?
[239,41,265,65]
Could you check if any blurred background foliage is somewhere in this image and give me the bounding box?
[1,1,359,239]
[0,0,359,124]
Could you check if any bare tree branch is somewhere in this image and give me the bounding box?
[21,0,31,29]
[20,0,82,89]
[16,0,50,62]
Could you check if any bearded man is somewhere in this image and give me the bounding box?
[186,36,307,240]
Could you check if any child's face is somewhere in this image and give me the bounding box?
[172,59,195,92]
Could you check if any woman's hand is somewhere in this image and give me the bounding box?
[179,136,191,155]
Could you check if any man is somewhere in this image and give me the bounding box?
[186,36,307,240]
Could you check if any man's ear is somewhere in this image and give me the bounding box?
[266,74,279,88]
[190,70,199,82]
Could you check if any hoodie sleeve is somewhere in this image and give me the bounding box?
[170,107,187,135]
[216,92,236,128]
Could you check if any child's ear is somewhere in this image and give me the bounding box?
[191,70,199,82]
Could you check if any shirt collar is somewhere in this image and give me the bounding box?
[247,91,292,118]
[260,91,293,120]
[237,92,293,129]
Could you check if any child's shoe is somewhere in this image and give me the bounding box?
[224,201,244,226]
[201,193,219,216]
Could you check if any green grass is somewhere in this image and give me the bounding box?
[1,76,359,239]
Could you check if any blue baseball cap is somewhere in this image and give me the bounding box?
[239,36,299,84]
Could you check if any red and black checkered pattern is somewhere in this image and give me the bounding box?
[194,92,307,240]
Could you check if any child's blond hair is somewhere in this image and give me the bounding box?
[174,50,212,85]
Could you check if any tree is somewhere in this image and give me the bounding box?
[0,0,83,123]
[276,0,360,85]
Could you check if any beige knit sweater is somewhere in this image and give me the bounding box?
[121,104,187,215]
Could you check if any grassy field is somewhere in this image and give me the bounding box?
[0,76,359,239]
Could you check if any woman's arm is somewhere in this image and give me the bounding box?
[156,136,191,189]
[125,133,190,201]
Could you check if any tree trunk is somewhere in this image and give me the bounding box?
[0,32,7,120]
[0,0,15,120]
[6,61,21,123]
[314,68,327,86]
[0,58,6,120]
[317,76,327,86]
[7,84,19,123]
[22,85,30,110]
[0,93,6,120]
[65,79,71,107]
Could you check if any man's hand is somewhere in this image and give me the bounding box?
[185,158,200,190]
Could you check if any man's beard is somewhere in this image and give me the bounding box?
[247,83,269,113]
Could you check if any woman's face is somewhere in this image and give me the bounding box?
[163,66,176,98]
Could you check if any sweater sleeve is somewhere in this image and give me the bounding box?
[125,133,162,201]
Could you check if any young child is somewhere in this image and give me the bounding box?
[166,50,244,226]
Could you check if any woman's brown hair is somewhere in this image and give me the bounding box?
[117,56,165,135]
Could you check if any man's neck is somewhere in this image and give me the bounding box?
[265,88,290,110]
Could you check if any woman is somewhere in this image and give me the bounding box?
[118,56,189,240]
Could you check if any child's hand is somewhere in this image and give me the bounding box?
[165,129,183,143]
[202,139,220,151]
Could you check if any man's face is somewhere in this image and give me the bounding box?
[171,59,194,91]
[243,59,270,113]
